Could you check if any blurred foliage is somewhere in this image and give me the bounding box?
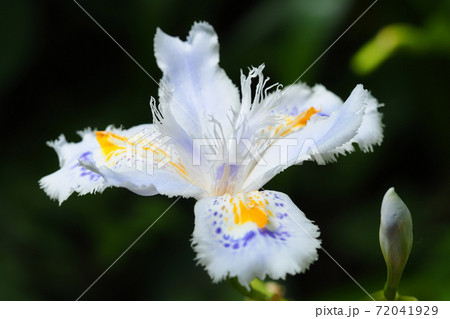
[351,1,450,75]
[0,0,449,300]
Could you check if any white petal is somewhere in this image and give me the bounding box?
[192,190,320,288]
[274,83,343,116]
[39,129,106,205]
[333,93,384,154]
[40,124,204,204]
[242,85,374,191]
[89,164,202,198]
[154,22,240,138]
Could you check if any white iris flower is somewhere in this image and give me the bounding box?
[40,22,383,288]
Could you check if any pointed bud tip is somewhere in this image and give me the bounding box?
[386,186,396,195]
[381,187,411,226]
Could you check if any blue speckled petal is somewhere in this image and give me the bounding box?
[39,129,107,205]
[192,190,321,288]
[40,124,204,204]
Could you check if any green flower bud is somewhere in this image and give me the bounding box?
[379,187,413,300]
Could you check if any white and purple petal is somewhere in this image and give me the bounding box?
[40,124,204,204]
[242,84,381,191]
[273,83,343,117]
[39,129,106,205]
[192,190,320,288]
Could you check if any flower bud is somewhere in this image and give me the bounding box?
[379,187,413,300]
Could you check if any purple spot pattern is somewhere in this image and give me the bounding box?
[71,151,101,181]
[208,192,292,250]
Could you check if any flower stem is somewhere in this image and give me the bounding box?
[227,278,286,301]
[383,284,397,301]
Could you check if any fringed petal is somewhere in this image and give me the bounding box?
[192,190,320,288]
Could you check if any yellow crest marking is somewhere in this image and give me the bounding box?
[231,192,273,228]
[268,107,320,138]
[95,131,188,178]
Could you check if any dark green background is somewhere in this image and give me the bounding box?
[1,0,449,300]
